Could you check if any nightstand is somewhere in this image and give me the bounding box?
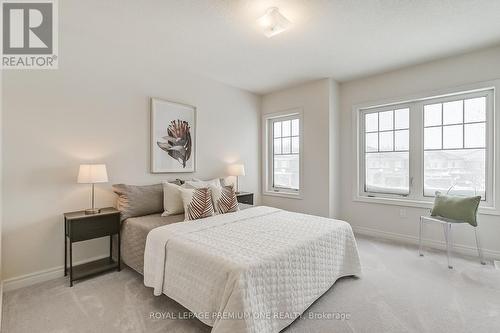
[64,207,121,286]
[236,192,254,205]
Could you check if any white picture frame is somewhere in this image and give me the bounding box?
[151,98,196,173]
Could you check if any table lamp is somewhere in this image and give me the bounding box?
[227,164,245,194]
[77,164,108,214]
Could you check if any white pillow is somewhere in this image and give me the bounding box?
[161,182,185,216]
[180,187,215,221]
[185,178,222,189]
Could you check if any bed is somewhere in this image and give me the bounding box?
[143,206,361,333]
[120,203,253,274]
[121,213,184,274]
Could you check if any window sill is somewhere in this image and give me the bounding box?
[353,195,500,216]
[263,191,303,200]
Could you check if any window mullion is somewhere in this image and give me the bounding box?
[409,102,424,200]
[270,119,275,189]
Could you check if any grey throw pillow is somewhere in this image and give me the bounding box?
[112,181,181,221]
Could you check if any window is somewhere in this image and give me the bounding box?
[364,108,410,195]
[263,111,302,197]
[423,97,487,198]
[357,87,494,208]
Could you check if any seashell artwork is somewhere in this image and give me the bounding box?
[151,98,196,173]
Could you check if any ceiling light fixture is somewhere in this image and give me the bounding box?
[257,7,291,38]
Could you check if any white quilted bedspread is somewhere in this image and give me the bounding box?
[144,206,361,333]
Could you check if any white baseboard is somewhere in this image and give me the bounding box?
[3,254,109,292]
[352,225,500,260]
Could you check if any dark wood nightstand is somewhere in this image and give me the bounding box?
[64,207,121,286]
[236,192,254,205]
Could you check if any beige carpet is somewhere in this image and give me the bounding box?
[3,235,500,333]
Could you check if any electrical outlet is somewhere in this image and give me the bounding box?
[399,208,407,218]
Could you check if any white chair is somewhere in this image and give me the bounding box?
[419,215,485,269]
[419,187,486,269]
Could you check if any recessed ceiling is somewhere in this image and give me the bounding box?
[67,0,500,94]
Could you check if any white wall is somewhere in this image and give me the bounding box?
[339,46,500,257]
[261,79,339,217]
[329,80,341,218]
[1,10,261,283]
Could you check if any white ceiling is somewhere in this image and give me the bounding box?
[83,0,500,94]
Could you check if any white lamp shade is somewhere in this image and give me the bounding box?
[227,164,245,177]
[77,164,108,184]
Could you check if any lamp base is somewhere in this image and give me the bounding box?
[85,208,101,215]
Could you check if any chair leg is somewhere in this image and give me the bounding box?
[419,217,424,257]
[474,228,486,265]
[443,223,453,269]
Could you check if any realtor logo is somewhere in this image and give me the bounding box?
[2,0,58,69]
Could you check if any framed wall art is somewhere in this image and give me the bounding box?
[151,98,196,173]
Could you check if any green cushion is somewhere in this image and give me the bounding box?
[431,192,481,226]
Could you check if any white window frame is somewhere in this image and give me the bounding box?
[262,109,303,199]
[353,80,499,215]
[360,103,412,198]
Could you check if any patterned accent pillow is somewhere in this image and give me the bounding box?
[180,187,215,221]
[211,185,239,214]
